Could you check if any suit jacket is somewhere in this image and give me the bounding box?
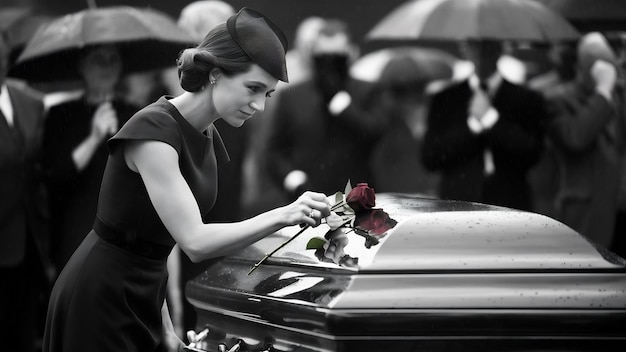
[262,79,384,196]
[0,79,49,267]
[422,77,546,211]
[544,81,625,246]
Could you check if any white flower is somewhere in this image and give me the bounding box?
[325,211,347,230]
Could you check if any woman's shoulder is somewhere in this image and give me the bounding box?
[131,98,177,121]
[109,99,183,153]
[122,102,180,134]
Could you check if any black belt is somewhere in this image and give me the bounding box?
[94,216,172,260]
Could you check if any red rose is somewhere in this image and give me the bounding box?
[346,183,376,213]
[355,209,397,236]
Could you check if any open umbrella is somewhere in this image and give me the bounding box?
[350,47,458,86]
[0,7,52,66]
[366,0,580,43]
[9,6,195,82]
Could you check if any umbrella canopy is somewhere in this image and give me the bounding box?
[350,46,457,87]
[0,7,31,40]
[10,6,196,82]
[0,7,52,66]
[366,0,580,43]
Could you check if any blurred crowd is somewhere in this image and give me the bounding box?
[1,1,625,351]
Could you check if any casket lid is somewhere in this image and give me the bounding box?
[233,193,624,273]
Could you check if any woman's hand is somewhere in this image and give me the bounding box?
[163,328,185,352]
[282,191,331,227]
[90,101,119,141]
[591,59,617,101]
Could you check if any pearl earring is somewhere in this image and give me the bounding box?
[210,79,216,86]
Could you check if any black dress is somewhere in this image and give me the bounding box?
[43,97,229,352]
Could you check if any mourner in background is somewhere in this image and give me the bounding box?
[0,31,52,352]
[42,44,139,272]
[422,40,546,211]
[543,32,626,248]
[259,18,385,202]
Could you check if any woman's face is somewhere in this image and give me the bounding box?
[79,45,122,93]
[212,64,278,127]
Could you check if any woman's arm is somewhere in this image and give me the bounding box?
[166,246,184,337]
[161,301,184,352]
[125,140,330,263]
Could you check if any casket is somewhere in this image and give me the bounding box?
[186,193,626,352]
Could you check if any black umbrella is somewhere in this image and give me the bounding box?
[0,7,52,66]
[349,46,458,88]
[366,0,580,43]
[10,6,196,82]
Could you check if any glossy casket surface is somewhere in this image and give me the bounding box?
[186,194,626,352]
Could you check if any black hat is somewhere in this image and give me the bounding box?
[227,8,289,82]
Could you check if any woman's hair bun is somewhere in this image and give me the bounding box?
[177,48,217,92]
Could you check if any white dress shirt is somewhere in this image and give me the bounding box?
[0,84,14,127]
[466,74,503,176]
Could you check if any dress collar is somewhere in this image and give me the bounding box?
[160,96,230,166]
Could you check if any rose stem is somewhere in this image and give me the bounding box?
[247,201,348,275]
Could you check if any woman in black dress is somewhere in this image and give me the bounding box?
[43,8,331,352]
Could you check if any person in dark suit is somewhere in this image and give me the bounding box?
[543,32,625,248]
[422,40,546,211]
[260,19,385,200]
[0,32,52,352]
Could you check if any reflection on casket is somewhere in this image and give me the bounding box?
[186,193,626,352]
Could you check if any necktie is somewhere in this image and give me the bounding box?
[479,81,489,93]
[478,80,495,176]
